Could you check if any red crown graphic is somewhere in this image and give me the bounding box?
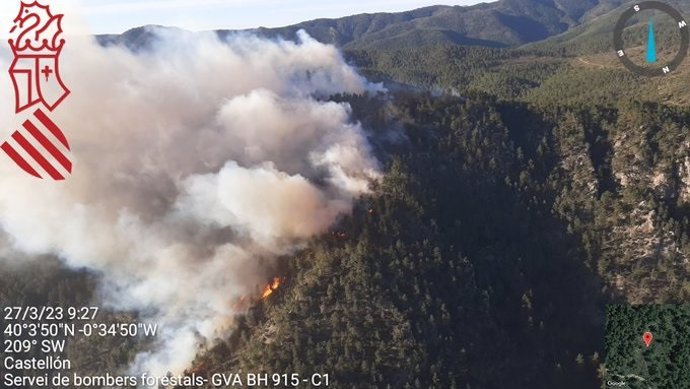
[9,1,65,58]
[3,1,73,181]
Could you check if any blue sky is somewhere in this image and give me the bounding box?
[80,0,494,34]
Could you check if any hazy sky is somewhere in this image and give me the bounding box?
[77,0,494,34]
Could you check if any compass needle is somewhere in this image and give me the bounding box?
[647,17,657,64]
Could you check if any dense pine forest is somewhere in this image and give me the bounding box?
[187,91,690,388]
[191,9,690,385]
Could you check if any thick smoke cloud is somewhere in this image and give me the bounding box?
[0,29,381,374]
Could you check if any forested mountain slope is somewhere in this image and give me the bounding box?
[245,0,628,49]
[191,91,690,388]
[190,4,690,382]
[100,0,630,51]
[231,0,620,49]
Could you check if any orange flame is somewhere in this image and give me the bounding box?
[261,277,281,300]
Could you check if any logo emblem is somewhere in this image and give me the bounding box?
[4,1,73,180]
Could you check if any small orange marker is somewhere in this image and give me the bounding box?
[642,332,653,348]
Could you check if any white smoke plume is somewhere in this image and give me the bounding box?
[0,28,382,374]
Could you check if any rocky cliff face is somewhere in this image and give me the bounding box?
[552,105,690,304]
